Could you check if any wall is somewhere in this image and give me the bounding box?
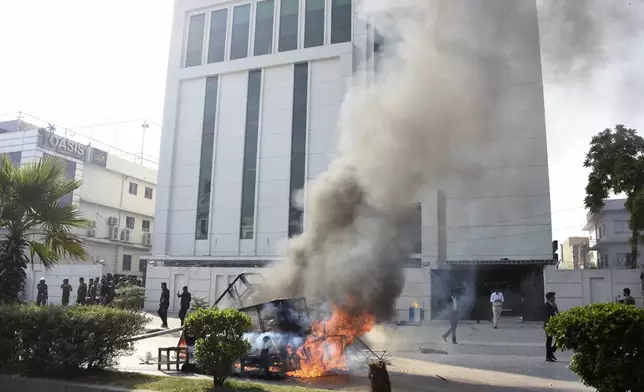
[24,263,103,305]
[544,266,643,311]
[78,200,154,248]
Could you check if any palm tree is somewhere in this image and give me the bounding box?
[0,155,88,303]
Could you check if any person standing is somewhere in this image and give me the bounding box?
[100,276,109,305]
[622,288,636,305]
[490,288,505,329]
[441,290,459,344]
[543,292,559,362]
[77,277,87,305]
[159,282,170,328]
[61,278,73,307]
[36,278,48,306]
[177,286,192,326]
[86,278,95,304]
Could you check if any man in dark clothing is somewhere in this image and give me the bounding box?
[159,282,170,328]
[543,292,559,362]
[622,288,636,306]
[441,290,459,344]
[177,286,192,326]
[36,278,48,306]
[61,278,72,307]
[77,277,87,305]
[106,275,115,305]
[100,277,109,305]
[86,278,94,304]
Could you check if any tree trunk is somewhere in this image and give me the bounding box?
[368,361,391,392]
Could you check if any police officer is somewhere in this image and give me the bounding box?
[36,278,48,306]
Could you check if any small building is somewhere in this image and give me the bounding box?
[560,237,590,269]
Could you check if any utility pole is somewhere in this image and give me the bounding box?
[141,121,149,165]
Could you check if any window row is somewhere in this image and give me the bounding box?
[122,254,147,272]
[125,216,151,232]
[128,181,154,199]
[185,0,352,68]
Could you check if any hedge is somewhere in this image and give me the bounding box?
[0,304,148,377]
[545,303,644,392]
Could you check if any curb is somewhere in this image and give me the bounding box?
[0,374,154,392]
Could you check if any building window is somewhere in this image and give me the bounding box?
[330,0,351,44]
[602,254,608,268]
[3,151,21,166]
[596,224,605,239]
[615,221,628,234]
[142,220,151,232]
[288,63,308,237]
[279,0,299,52]
[239,70,262,240]
[126,216,135,229]
[208,9,228,63]
[195,77,219,240]
[129,182,138,195]
[304,0,325,48]
[230,4,251,60]
[254,0,275,56]
[185,13,206,67]
[139,259,147,272]
[43,154,75,207]
[122,255,132,271]
[144,186,153,199]
[408,204,422,254]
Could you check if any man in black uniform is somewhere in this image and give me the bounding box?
[159,282,170,328]
[543,291,559,362]
[36,278,48,306]
[100,276,109,305]
[61,278,72,307]
[77,277,87,305]
[177,286,192,326]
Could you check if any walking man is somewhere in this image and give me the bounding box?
[442,290,459,344]
[543,291,559,362]
[36,278,48,306]
[77,277,87,305]
[61,278,72,307]
[177,286,192,326]
[490,287,504,329]
[158,282,170,328]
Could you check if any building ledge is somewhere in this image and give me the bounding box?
[444,259,556,265]
[83,236,151,250]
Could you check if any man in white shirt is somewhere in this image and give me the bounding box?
[490,288,504,329]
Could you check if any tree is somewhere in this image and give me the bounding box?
[0,155,88,303]
[584,125,644,268]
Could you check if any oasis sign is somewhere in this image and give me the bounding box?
[37,129,87,160]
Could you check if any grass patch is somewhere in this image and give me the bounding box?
[75,370,331,392]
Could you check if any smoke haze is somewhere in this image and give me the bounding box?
[260,0,536,320]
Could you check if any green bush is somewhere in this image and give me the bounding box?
[111,285,145,310]
[184,308,251,387]
[545,303,644,392]
[0,304,148,377]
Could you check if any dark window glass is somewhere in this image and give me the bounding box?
[43,154,75,207]
[240,70,262,240]
[230,5,251,60]
[288,63,308,237]
[407,204,422,254]
[331,0,351,43]
[6,151,21,166]
[304,0,325,48]
[254,0,275,56]
[122,255,132,271]
[144,187,153,199]
[126,216,135,229]
[185,13,206,67]
[195,77,219,240]
[142,220,151,232]
[139,259,147,272]
[208,9,228,63]
[129,182,138,195]
[279,0,299,52]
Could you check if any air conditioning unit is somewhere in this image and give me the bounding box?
[109,226,119,241]
[87,228,96,237]
[107,216,118,226]
[120,229,131,242]
[142,232,152,246]
[88,220,97,228]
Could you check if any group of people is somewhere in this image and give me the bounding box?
[156,282,192,328]
[35,274,143,306]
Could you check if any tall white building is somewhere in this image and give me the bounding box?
[0,119,157,278]
[150,0,552,321]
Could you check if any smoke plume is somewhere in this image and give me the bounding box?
[261,0,535,320]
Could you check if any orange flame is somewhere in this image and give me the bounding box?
[288,306,376,378]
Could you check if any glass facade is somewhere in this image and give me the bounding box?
[304,0,325,48]
[230,4,251,60]
[195,76,219,240]
[185,13,206,67]
[208,9,228,63]
[330,0,352,44]
[288,63,309,237]
[239,70,262,239]
[43,153,76,207]
[408,204,422,254]
[279,0,299,52]
[254,0,275,56]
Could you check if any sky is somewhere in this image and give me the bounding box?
[0,0,642,244]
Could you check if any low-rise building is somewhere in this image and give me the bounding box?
[560,237,590,269]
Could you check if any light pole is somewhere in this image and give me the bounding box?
[141,121,149,165]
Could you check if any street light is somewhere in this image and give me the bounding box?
[141,121,149,165]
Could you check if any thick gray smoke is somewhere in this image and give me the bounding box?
[261,0,533,320]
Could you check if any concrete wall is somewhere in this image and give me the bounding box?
[544,266,643,311]
[24,263,103,305]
